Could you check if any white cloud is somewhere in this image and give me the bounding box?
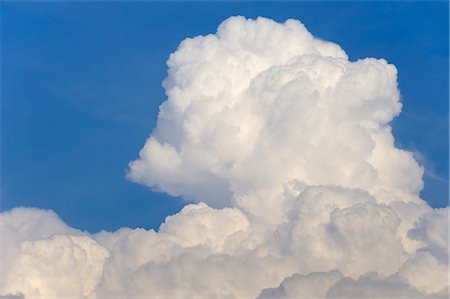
[257,270,344,298]
[325,273,434,299]
[1,16,447,298]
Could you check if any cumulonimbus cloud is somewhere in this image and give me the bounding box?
[1,16,448,299]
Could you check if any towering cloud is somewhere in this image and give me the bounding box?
[1,16,448,299]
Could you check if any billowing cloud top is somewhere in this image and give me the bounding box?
[1,16,448,299]
[128,16,423,219]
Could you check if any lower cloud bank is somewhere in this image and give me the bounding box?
[1,186,448,298]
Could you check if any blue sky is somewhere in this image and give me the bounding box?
[1,2,448,233]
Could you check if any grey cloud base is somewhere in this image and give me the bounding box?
[1,16,448,298]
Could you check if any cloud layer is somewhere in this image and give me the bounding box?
[1,16,448,298]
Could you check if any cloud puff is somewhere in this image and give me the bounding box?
[1,16,448,298]
[128,16,422,218]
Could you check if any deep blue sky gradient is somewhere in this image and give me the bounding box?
[1,2,448,233]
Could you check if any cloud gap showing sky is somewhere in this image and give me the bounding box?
[1,16,448,299]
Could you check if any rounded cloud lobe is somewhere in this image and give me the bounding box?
[1,16,448,298]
